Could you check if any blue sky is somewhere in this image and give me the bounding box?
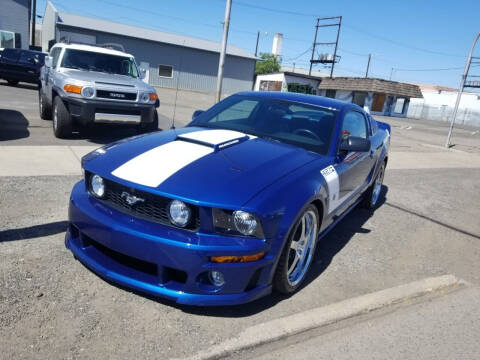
[36,0,480,88]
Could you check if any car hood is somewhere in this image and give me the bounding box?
[83,128,321,207]
[61,69,152,91]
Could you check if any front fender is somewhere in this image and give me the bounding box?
[243,158,331,282]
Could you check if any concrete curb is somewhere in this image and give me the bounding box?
[177,275,463,360]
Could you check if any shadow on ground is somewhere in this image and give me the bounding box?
[0,109,30,141]
[0,221,68,242]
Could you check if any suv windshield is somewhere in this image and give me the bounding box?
[189,95,338,154]
[60,49,138,77]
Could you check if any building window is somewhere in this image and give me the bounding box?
[158,64,173,78]
[371,93,386,112]
[287,83,316,95]
[259,80,282,91]
[0,30,15,49]
[325,89,336,98]
[352,92,368,107]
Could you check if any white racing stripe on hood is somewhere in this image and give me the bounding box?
[111,141,214,187]
[178,129,251,145]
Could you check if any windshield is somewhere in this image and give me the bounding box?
[60,49,138,77]
[189,95,338,155]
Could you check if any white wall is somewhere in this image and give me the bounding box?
[408,90,480,127]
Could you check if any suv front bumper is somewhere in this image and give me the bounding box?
[63,97,157,126]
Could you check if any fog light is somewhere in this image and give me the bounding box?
[208,271,225,287]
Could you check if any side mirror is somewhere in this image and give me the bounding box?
[139,68,147,79]
[339,136,371,153]
[45,56,52,68]
[192,110,204,120]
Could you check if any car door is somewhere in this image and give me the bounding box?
[334,110,374,204]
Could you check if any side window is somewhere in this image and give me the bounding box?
[369,115,378,135]
[50,48,62,68]
[342,111,368,139]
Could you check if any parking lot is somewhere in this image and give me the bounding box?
[1,81,480,359]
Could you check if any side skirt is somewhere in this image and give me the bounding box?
[317,197,362,241]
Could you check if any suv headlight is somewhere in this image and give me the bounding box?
[212,209,264,238]
[82,86,95,98]
[140,92,150,103]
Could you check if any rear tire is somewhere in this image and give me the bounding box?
[274,204,319,294]
[53,97,73,138]
[39,90,52,120]
[362,161,386,210]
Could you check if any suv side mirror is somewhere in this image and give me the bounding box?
[45,56,52,68]
[139,68,147,79]
[192,110,204,119]
[339,136,371,153]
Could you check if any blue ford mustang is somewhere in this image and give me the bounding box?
[66,91,390,306]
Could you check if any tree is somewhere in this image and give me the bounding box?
[255,53,281,75]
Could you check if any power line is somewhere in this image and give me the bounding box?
[284,46,312,62]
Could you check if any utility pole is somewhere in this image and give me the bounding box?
[445,32,480,148]
[31,0,36,47]
[255,31,260,57]
[309,16,342,77]
[215,0,232,103]
[365,53,371,78]
[389,67,394,80]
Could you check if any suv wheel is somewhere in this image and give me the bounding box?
[137,110,159,134]
[53,97,73,138]
[39,91,52,120]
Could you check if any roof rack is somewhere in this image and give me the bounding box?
[57,38,126,52]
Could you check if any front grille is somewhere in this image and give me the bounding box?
[86,173,200,230]
[96,90,137,101]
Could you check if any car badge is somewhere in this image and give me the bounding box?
[110,92,126,98]
[121,191,145,206]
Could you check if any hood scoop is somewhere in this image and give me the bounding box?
[177,129,251,152]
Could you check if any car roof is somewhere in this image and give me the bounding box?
[53,43,133,58]
[237,91,362,112]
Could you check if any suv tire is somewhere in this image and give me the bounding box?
[53,97,73,138]
[39,91,52,120]
[137,110,159,134]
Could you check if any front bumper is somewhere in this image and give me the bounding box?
[66,181,274,306]
[63,97,157,126]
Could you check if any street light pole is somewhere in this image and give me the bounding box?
[365,53,371,78]
[445,32,480,148]
[255,31,260,57]
[215,0,232,103]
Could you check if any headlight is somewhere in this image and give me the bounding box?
[140,92,150,103]
[90,174,105,198]
[82,86,95,98]
[168,200,191,227]
[212,209,264,238]
[233,211,258,236]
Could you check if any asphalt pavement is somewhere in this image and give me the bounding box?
[1,82,480,359]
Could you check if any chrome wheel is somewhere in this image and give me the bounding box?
[371,164,385,206]
[39,94,43,113]
[287,210,318,286]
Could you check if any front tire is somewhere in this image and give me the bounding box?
[362,161,386,209]
[53,97,73,138]
[137,110,159,134]
[274,205,319,294]
[39,90,52,120]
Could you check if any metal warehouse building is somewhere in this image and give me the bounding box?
[41,2,256,94]
[0,0,29,49]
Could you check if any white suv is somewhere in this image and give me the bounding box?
[39,43,159,138]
